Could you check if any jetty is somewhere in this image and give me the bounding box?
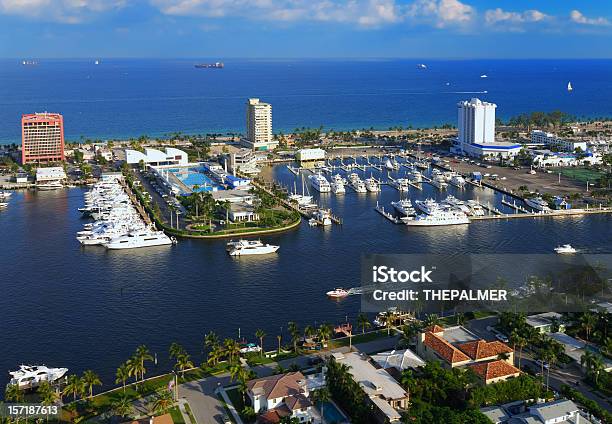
[375,202,404,224]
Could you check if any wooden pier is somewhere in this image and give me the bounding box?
[375,203,405,224]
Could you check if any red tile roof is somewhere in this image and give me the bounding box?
[468,360,520,381]
[247,372,306,400]
[424,332,470,364]
[457,340,513,360]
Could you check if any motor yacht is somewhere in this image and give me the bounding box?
[312,209,333,226]
[414,198,439,215]
[405,209,470,226]
[554,244,577,254]
[8,365,68,389]
[104,230,176,249]
[228,239,279,256]
[450,175,466,188]
[391,199,416,216]
[308,173,331,193]
[466,200,485,216]
[326,288,349,299]
[365,177,380,192]
[525,197,551,212]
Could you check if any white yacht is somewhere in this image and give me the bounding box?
[288,180,313,205]
[313,209,332,226]
[37,181,63,190]
[326,288,349,299]
[228,240,279,256]
[414,198,439,215]
[104,230,175,249]
[330,178,345,194]
[405,209,470,226]
[385,159,395,171]
[0,191,12,199]
[389,178,410,192]
[365,177,380,192]
[0,202,7,209]
[442,195,472,215]
[431,175,448,190]
[391,199,416,216]
[554,244,577,254]
[348,173,367,193]
[414,160,428,170]
[8,365,68,389]
[567,82,573,92]
[308,173,331,193]
[466,200,485,216]
[525,197,551,212]
[450,175,466,188]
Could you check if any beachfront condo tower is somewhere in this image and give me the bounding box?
[457,98,496,145]
[243,98,278,151]
[21,113,65,164]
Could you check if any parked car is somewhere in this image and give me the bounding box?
[495,333,509,343]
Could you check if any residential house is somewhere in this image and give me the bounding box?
[526,313,565,334]
[247,371,321,424]
[480,399,592,424]
[332,352,409,423]
[416,325,519,384]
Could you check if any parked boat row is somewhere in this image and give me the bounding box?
[77,177,176,249]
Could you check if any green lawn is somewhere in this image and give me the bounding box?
[245,353,276,366]
[329,329,392,348]
[168,406,186,424]
[554,167,605,184]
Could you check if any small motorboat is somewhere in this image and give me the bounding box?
[554,244,577,254]
[326,288,349,299]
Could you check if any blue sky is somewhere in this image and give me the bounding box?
[1,0,611,58]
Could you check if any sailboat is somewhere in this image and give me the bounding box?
[567,82,573,92]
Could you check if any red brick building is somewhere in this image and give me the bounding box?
[21,113,65,164]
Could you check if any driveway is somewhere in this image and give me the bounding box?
[179,373,232,424]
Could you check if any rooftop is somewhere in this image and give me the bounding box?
[457,340,513,361]
[247,372,306,400]
[332,352,408,401]
[371,349,425,371]
[468,360,520,381]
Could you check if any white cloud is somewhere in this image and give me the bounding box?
[570,9,610,27]
[0,0,126,23]
[406,0,474,28]
[484,8,548,26]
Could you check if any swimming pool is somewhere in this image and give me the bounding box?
[167,167,223,192]
[317,401,349,424]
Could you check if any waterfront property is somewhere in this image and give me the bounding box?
[35,166,67,189]
[481,398,592,424]
[525,312,565,334]
[247,371,325,423]
[152,162,251,195]
[416,325,519,384]
[21,112,65,164]
[125,147,188,167]
[242,98,278,151]
[331,351,409,423]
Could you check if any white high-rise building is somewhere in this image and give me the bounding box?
[452,98,521,159]
[243,98,277,151]
[457,98,496,144]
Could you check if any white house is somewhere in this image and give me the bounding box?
[125,147,188,166]
[247,371,321,424]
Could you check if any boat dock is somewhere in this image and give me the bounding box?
[501,195,529,213]
[375,202,405,224]
[119,179,153,226]
[469,206,612,220]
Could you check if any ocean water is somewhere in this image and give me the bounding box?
[1,58,612,144]
[1,163,611,390]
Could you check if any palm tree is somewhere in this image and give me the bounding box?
[175,353,195,378]
[111,394,133,418]
[134,345,153,381]
[357,313,371,334]
[288,321,300,353]
[224,339,240,364]
[125,357,140,384]
[152,389,174,413]
[115,364,130,393]
[63,375,84,401]
[581,351,606,385]
[204,331,220,351]
[82,370,102,399]
[318,324,332,347]
[277,335,282,353]
[424,313,441,328]
[38,381,58,406]
[384,313,396,336]
[510,331,527,370]
[169,342,185,360]
[4,384,24,402]
[207,344,225,367]
[310,387,331,421]
[580,313,597,341]
[255,329,266,358]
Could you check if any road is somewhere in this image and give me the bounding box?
[179,335,400,423]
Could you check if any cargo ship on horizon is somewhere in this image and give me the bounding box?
[194,62,224,69]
